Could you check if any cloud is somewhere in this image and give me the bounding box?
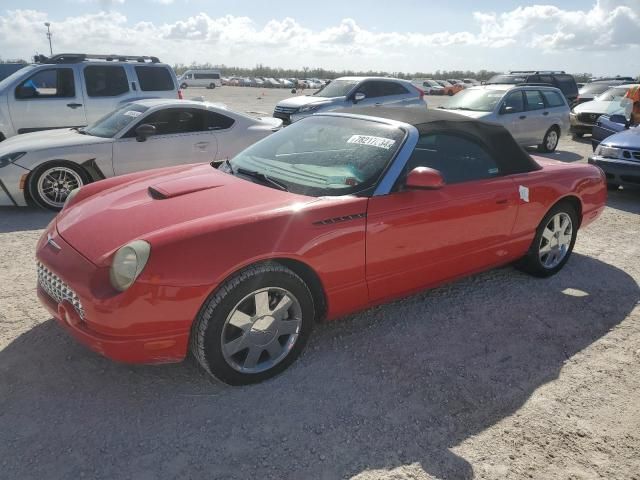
[0,1,638,69]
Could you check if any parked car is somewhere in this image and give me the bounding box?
[0,53,180,142]
[251,77,265,88]
[415,79,445,95]
[278,78,294,88]
[589,126,640,190]
[263,78,281,88]
[35,108,606,385]
[178,69,222,89]
[0,99,282,209]
[576,79,631,105]
[440,84,569,152]
[436,80,464,96]
[273,76,426,125]
[591,113,630,149]
[462,78,480,86]
[570,84,639,137]
[447,79,465,86]
[487,71,579,106]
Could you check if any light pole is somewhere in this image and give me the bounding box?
[44,22,53,56]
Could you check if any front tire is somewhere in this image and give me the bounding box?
[27,161,89,211]
[538,126,560,153]
[191,263,315,385]
[180,83,188,89]
[517,202,578,278]
[208,83,216,89]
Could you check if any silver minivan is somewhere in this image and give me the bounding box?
[0,53,180,141]
[440,84,570,152]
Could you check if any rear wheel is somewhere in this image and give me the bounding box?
[448,91,453,96]
[27,162,89,211]
[572,132,584,139]
[517,202,578,277]
[208,83,216,89]
[180,83,187,89]
[191,263,315,385]
[538,126,560,153]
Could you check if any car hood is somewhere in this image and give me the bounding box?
[56,163,316,265]
[601,126,640,148]
[572,100,617,115]
[277,95,339,109]
[0,128,110,155]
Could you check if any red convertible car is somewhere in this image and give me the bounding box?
[36,109,606,385]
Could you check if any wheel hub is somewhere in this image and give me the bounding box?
[249,315,277,345]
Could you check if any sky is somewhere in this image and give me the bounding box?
[0,0,639,75]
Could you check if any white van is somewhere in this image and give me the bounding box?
[179,70,222,89]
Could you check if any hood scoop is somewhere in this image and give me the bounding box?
[148,173,224,200]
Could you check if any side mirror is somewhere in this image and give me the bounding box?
[405,167,445,190]
[609,114,629,127]
[135,124,156,142]
[353,92,366,103]
[16,85,37,99]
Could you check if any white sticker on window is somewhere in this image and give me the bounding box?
[519,185,529,202]
[124,110,142,118]
[347,135,396,150]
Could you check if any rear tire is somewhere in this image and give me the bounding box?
[190,262,315,385]
[538,126,560,153]
[516,201,578,278]
[448,91,453,96]
[208,83,216,89]
[27,161,89,211]
[572,132,584,139]
[180,83,187,89]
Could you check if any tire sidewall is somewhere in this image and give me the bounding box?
[198,267,314,385]
[540,127,560,153]
[28,161,89,211]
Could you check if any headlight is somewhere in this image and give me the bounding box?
[595,145,621,159]
[109,240,151,292]
[298,104,322,113]
[0,152,26,168]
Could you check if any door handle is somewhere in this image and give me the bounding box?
[543,111,549,116]
[519,115,526,120]
[66,103,83,109]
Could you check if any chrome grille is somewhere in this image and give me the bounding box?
[37,262,85,320]
[274,105,298,114]
[578,112,601,124]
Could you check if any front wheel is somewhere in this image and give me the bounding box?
[538,127,560,153]
[448,91,453,96]
[208,83,216,89]
[516,202,578,277]
[27,162,89,211]
[191,263,315,385]
[180,83,188,89]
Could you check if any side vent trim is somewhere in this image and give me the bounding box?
[313,213,366,226]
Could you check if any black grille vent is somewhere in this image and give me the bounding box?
[313,213,366,226]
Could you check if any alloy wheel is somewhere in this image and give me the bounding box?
[36,166,83,209]
[221,287,302,374]
[538,212,572,269]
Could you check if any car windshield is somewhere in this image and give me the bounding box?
[228,116,406,196]
[313,80,358,97]
[445,88,504,112]
[488,74,526,84]
[579,83,614,95]
[596,86,631,102]
[84,103,150,138]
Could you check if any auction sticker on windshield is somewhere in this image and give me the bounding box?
[347,135,396,150]
[124,110,143,117]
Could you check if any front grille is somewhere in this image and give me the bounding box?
[578,112,601,124]
[274,105,298,114]
[37,262,85,320]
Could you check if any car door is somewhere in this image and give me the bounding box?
[366,132,519,302]
[497,90,526,142]
[112,106,217,175]
[8,66,87,133]
[81,64,137,125]
[522,90,548,144]
[540,89,570,134]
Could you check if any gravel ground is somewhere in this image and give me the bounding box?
[0,88,639,479]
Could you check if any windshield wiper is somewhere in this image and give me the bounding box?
[236,167,288,192]
[447,107,475,111]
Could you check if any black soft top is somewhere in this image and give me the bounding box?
[337,107,542,175]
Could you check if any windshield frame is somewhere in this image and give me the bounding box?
[83,103,151,138]
[227,112,412,198]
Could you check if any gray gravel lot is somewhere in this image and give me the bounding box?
[0,87,639,479]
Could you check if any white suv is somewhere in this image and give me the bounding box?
[0,53,180,141]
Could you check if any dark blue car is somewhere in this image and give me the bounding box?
[589,126,640,189]
[591,113,629,150]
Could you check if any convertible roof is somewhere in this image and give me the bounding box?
[340,107,542,174]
